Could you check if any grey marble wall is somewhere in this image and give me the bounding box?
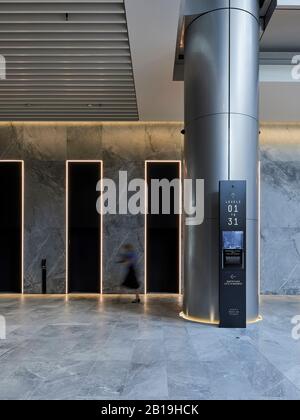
[0,122,183,294]
[260,123,300,295]
[1,121,300,295]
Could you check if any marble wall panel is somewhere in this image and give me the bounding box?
[102,123,147,163]
[260,123,300,295]
[145,123,183,160]
[24,160,65,230]
[1,121,299,295]
[67,123,102,160]
[23,123,67,161]
[24,227,65,294]
[24,160,66,293]
[0,122,182,294]
[0,122,24,159]
[102,158,145,293]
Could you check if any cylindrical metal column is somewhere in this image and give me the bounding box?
[183,0,260,324]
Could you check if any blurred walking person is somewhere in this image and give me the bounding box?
[118,244,141,303]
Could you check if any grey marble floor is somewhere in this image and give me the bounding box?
[0,295,300,400]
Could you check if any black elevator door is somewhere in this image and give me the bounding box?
[147,162,180,293]
[68,163,101,293]
[0,162,22,293]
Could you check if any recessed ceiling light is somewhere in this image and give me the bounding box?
[87,104,102,108]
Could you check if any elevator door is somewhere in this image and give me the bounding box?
[147,162,180,293]
[68,162,101,293]
[0,162,22,293]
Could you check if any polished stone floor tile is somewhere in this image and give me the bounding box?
[203,361,261,400]
[167,360,211,400]
[164,337,199,362]
[97,337,135,362]
[240,359,299,398]
[82,361,131,399]
[122,362,168,399]
[0,295,299,400]
[132,339,166,364]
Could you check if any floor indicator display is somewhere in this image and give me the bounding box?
[219,181,247,328]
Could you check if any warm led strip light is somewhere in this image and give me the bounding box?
[258,161,261,308]
[66,160,103,295]
[21,161,24,294]
[180,312,263,326]
[0,160,24,294]
[145,160,182,295]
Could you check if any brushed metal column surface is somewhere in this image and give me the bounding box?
[185,9,229,122]
[230,0,260,17]
[184,0,259,17]
[229,114,259,221]
[184,0,229,18]
[184,220,220,323]
[183,1,260,324]
[185,115,229,220]
[184,213,259,324]
[229,10,260,118]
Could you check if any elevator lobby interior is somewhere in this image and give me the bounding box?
[0,0,300,401]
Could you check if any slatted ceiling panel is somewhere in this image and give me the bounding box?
[0,0,139,121]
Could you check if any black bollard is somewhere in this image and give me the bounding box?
[41,259,47,294]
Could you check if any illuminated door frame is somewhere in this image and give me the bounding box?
[66,160,103,295]
[0,160,24,294]
[258,161,261,306]
[145,160,182,295]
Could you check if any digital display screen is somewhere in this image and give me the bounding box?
[222,231,244,250]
